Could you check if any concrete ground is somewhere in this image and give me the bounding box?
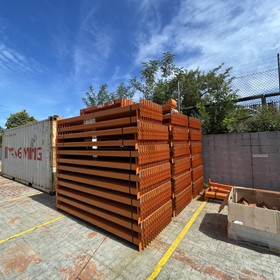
[0,175,279,280]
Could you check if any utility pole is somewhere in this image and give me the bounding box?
[277,53,280,93]
[177,80,181,113]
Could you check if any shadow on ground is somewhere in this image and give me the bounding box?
[196,195,223,205]
[30,192,138,251]
[199,212,280,256]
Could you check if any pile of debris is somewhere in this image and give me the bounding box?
[238,197,280,210]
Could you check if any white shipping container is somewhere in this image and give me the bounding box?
[1,118,58,194]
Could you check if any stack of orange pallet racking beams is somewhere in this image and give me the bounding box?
[189,117,204,197]
[162,100,192,217]
[56,99,172,251]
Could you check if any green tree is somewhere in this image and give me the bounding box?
[82,83,135,107]
[81,52,238,133]
[97,84,111,105]
[5,110,36,129]
[196,65,238,133]
[239,106,280,132]
[130,52,176,100]
[113,82,135,100]
[82,85,98,107]
[130,52,238,133]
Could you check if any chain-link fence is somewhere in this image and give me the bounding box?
[232,58,280,109]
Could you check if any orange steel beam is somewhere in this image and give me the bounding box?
[191,165,204,181]
[58,116,138,133]
[80,98,135,115]
[57,202,140,246]
[57,179,140,207]
[56,140,137,148]
[59,100,163,126]
[57,174,138,195]
[172,171,192,195]
[190,142,202,154]
[208,180,233,191]
[190,129,202,141]
[193,177,204,198]
[57,150,138,157]
[141,200,172,247]
[56,99,176,250]
[57,189,139,220]
[172,143,191,158]
[204,191,228,200]
[139,180,171,220]
[189,117,201,129]
[58,104,142,125]
[57,126,138,139]
[191,154,203,168]
[57,165,139,182]
[172,157,191,176]
[173,186,192,217]
[57,158,137,171]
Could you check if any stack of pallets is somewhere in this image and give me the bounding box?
[189,117,204,197]
[162,101,192,217]
[56,99,172,251]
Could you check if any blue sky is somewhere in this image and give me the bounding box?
[0,0,280,127]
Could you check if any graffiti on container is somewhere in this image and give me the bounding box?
[4,147,42,160]
[31,135,37,147]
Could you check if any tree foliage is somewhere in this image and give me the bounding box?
[233,106,280,132]
[130,52,177,100]
[129,52,238,133]
[83,52,280,134]
[5,110,36,129]
[82,83,135,107]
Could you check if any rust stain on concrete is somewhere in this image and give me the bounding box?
[87,232,97,239]
[150,239,170,252]
[203,265,233,280]
[8,215,21,224]
[59,253,91,279]
[173,249,201,271]
[241,268,267,280]
[79,259,103,279]
[2,242,43,276]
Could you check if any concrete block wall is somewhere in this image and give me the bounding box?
[203,131,280,191]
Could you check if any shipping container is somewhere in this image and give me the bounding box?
[1,117,58,194]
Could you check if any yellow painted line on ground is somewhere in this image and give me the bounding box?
[0,215,65,245]
[0,192,42,204]
[0,182,21,188]
[147,201,207,280]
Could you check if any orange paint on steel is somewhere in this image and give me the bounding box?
[56,98,175,250]
[188,117,202,129]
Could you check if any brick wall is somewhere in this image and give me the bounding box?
[202,131,280,191]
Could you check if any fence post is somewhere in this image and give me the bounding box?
[277,53,280,92]
[261,94,266,106]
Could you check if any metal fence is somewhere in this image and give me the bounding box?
[232,54,280,109]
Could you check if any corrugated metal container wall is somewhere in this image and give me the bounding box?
[1,118,57,194]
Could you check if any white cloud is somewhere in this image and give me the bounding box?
[0,43,44,74]
[133,0,280,75]
[71,17,114,91]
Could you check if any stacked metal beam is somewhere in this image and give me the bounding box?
[162,102,192,217]
[56,99,172,251]
[189,117,204,197]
